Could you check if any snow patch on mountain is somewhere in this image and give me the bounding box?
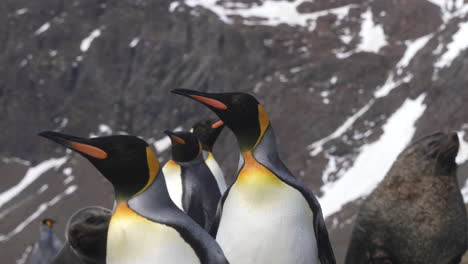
[185,0,355,29]
[426,0,467,22]
[0,157,68,209]
[34,22,50,36]
[319,94,427,218]
[357,9,386,53]
[0,185,77,242]
[397,34,433,69]
[309,100,374,156]
[16,244,33,264]
[435,21,468,69]
[15,8,28,16]
[80,29,101,52]
[457,129,468,164]
[2,157,31,166]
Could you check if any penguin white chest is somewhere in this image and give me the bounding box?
[216,180,319,264]
[205,151,227,193]
[107,204,200,264]
[162,161,184,210]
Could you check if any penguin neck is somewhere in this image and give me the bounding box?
[126,169,178,215]
[238,124,296,183]
[240,125,278,163]
[39,225,54,241]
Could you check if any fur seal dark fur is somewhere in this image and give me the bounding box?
[345,132,467,264]
[52,206,111,264]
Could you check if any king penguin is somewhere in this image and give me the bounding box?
[163,130,222,230]
[27,219,63,264]
[39,131,229,264]
[192,120,227,194]
[172,89,336,264]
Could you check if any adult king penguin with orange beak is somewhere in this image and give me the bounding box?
[39,132,229,264]
[172,89,336,264]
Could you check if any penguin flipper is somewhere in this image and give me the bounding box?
[208,185,232,237]
[283,178,336,264]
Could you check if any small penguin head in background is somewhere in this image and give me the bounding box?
[191,119,225,152]
[399,132,459,175]
[172,89,269,151]
[40,218,56,228]
[38,131,160,201]
[165,130,202,163]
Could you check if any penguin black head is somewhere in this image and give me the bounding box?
[38,131,160,201]
[165,130,202,162]
[191,119,225,152]
[172,89,269,152]
[40,218,56,228]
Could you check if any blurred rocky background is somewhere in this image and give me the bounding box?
[1,0,468,262]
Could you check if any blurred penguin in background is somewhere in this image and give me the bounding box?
[192,119,227,194]
[163,130,221,230]
[27,218,63,264]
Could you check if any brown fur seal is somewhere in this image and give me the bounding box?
[345,132,467,264]
[52,206,111,264]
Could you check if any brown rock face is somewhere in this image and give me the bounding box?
[371,0,443,41]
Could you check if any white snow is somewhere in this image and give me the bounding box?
[456,129,468,164]
[16,244,33,264]
[63,175,75,185]
[63,167,72,175]
[37,184,49,194]
[80,29,101,52]
[2,157,31,166]
[319,94,427,218]
[99,124,112,134]
[426,0,466,22]
[0,157,67,209]
[397,34,432,69]
[34,22,51,36]
[357,9,387,53]
[374,73,413,98]
[185,0,356,29]
[0,185,77,242]
[16,8,28,15]
[153,126,183,153]
[169,2,180,12]
[129,37,140,48]
[309,100,375,156]
[435,21,468,68]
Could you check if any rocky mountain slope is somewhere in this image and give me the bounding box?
[2,0,468,262]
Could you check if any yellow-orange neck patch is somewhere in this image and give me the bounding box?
[133,147,159,197]
[252,104,270,149]
[238,151,282,186]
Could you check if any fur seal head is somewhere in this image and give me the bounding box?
[66,206,111,263]
[398,132,459,176]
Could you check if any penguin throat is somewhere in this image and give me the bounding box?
[238,151,282,185]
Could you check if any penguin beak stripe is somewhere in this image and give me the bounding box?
[212,120,224,129]
[170,135,186,145]
[190,95,228,110]
[69,142,108,159]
